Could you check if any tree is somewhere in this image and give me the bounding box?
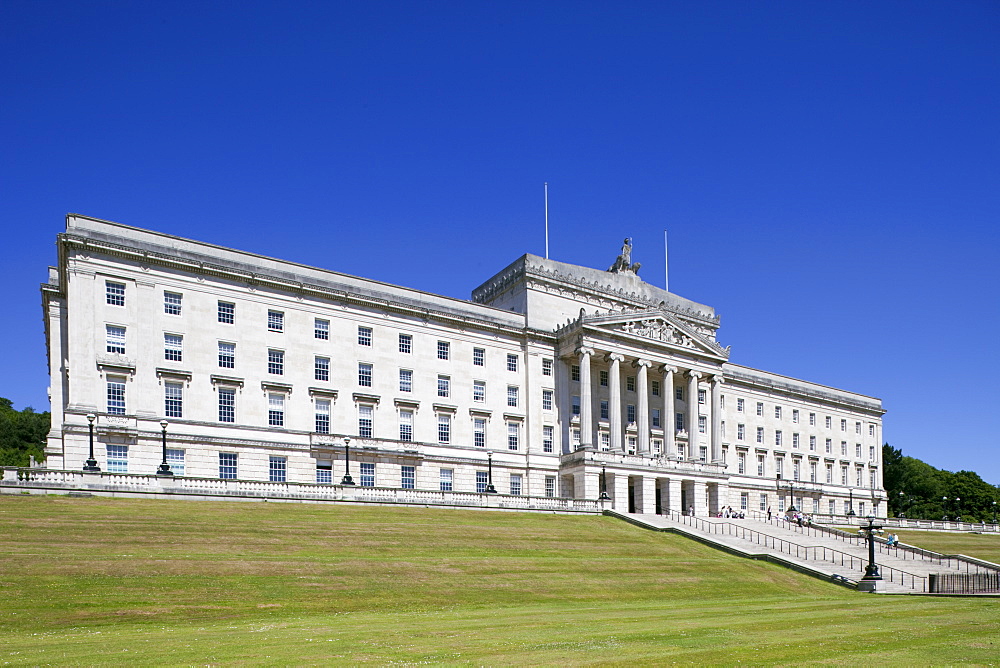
[0,397,49,467]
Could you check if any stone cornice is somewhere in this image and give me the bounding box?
[723,368,884,416]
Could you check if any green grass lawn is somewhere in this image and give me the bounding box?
[2,496,998,665]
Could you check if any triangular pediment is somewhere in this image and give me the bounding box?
[582,308,731,359]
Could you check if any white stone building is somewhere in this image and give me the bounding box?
[42,215,886,516]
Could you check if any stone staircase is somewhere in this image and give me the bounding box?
[611,510,1000,594]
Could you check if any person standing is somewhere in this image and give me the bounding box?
[767,506,772,521]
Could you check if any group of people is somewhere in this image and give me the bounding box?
[886,533,900,547]
[717,506,745,519]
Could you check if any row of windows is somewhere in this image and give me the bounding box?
[735,451,878,485]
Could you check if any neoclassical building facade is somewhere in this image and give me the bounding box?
[42,215,886,516]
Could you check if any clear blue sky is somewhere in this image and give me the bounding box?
[2,1,998,483]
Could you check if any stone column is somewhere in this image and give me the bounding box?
[577,347,595,448]
[666,477,681,515]
[693,480,708,517]
[687,371,701,459]
[661,365,676,458]
[612,472,629,511]
[711,375,724,463]
[634,359,652,454]
[606,353,625,452]
[637,476,656,514]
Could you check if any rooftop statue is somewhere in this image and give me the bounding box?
[608,237,641,274]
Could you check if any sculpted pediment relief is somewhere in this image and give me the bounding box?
[582,308,731,359]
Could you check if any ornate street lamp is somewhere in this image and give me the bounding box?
[942,496,948,521]
[847,489,856,517]
[897,490,907,518]
[155,420,174,476]
[859,516,884,583]
[599,462,610,501]
[992,501,997,524]
[954,497,962,523]
[341,437,356,486]
[83,413,101,472]
[485,450,497,494]
[776,474,796,513]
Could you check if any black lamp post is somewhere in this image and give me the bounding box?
[860,516,884,582]
[847,489,856,517]
[485,450,497,494]
[155,419,174,476]
[83,413,101,472]
[599,462,610,501]
[897,491,906,518]
[341,437,356,485]
[776,474,796,513]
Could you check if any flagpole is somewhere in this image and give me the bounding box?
[664,229,669,292]
[544,182,550,259]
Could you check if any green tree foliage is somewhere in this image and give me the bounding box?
[0,397,49,467]
[884,443,1000,522]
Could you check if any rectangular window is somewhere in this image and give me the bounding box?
[792,409,799,423]
[315,399,331,434]
[164,291,182,315]
[165,382,183,418]
[651,380,660,396]
[809,412,816,426]
[358,363,372,387]
[218,388,235,423]
[826,464,833,484]
[542,389,553,411]
[599,370,608,387]
[699,446,707,462]
[106,281,125,306]
[399,368,413,393]
[793,459,801,481]
[841,419,847,431]
[268,393,284,427]
[775,430,782,446]
[473,347,485,366]
[316,462,332,484]
[360,462,375,487]
[856,467,864,487]
[856,421,862,435]
[358,326,372,346]
[792,433,800,448]
[828,499,836,515]
[507,422,519,450]
[507,386,518,408]
[542,358,553,376]
[600,432,610,451]
[776,457,784,478]
[600,400,609,420]
[756,402,764,416]
[698,389,706,404]
[761,494,768,512]
[677,387,684,401]
[810,462,817,483]
[698,415,706,433]
[627,435,637,454]
[545,476,556,498]
[652,438,662,455]
[676,413,685,431]
[315,356,330,382]
[571,365,581,381]
[737,398,745,412]
[507,354,518,372]
[870,469,877,489]
[218,301,234,324]
[870,445,876,461]
[438,375,450,398]
[825,416,832,429]
[737,423,745,440]
[437,414,451,444]
[439,468,453,492]
[315,318,329,340]
[627,376,636,392]
[809,436,816,451]
[218,342,235,368]
[269,456,287,483]
[106,325,126,355]
[165,449,184,476]
[842,465,848,485]
[756,427,764,443]
[869,424,876,437]
[107,377,126,415]
[757,454,765,476]
[399,410,413,442]
[473,380,486,403]
[627,404,637,424]
[219,452,237,480]
[398,333,412,354]
[358,404,373,438]
[268,349,284,375]
[652,409,661,428]
[856,443,863,458]
[476,471,489,494]
[106,444,128,473]
[164,333,182,362]
[738,452,746,474]
[437,341,450,360]
[510,474,522,496]
[268,310,284,332]
[573,429,582,448]
[825,438,832,453]
[774,406,782,419]
[401,465,415,489]
[740,493,749,511]
[473,417,486,448]
[542,425,553,453]
[571,395,580,416]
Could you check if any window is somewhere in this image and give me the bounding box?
[165,382,183,418]
[737,424,745,441]
[315,356,330,382]
[438,375,450,398]
[856,421,862,435]
[542,389,553,411]
[699,446,708,462]
[399,369,412,393]
[600,370,608,387]
[473,380,486,403]
[542,425,553,453]
[476,471,489,494]
[870,469,877,489]
[775,430,782,446]
[358,326,372,346]
[507,386,518,408]
[473,417,486,448]
[652,438,662,455]
[315,319,329,340]
[841,419,847,432]
[164,333,182,362]
[507,354,518,372]
[473,348,485,366]
[268,393,284,427]
[841,465,848,485]
[106,325,126,355]
[268,349,284,375]
[358,404,373,438]
[218,388,235,423]
[106,444,128,473]
[756,427,764,443]
[315,399,330,434]
[776,457,784,478]
[651,380,660,396]
[627,435,637,454]
[826,463,833,484]
[106,281,125,306]
[219,453,237,480]
[841,440,847,455]
[761,494,768,512]
[856,443,863,458]
[698,415,706,433]
[360,462,375,487]
[809,412,816,426]
[774,406,782,419]
[399,410,413,442]
[600,432,610,451]
[740,493,749,511]
[439,468,453,491]
[825,438,832,454]
[164,291,182,315]
[218,342,235,368]
[628,404,637,424]
[810,462,817,483]
[107,377,126,415]
[269,456,287,483]
[510,474,522,496]
[627,376,636,392]
[600,400,609,420]
[437,414,451,444]
[542,358,553,376]
[676,387,683,401]
[809,436,816,451]
[737,398,745,412]
[165,449,184,476]
[316,462,332,484]
[676,413,685,431]
[437,341,450,360]
[358,363,372,387]
[756,402,764,416]
[792,409,799,423]
[778,496,785,513]
[401,465,415,489]
[507,422,519,450]
[570,365,580,381]
[676,444,685,459]
[828,499,836,515]
[870,445,876,461]
[793,460,800,481]
[268,310,284,332]
[792,433,800,449]
[652,409,661,428]
[869,424,876,437]
[398,333,412,354]
[757,454,765,476]
[571,396,580,416]
[698,389,706,404]
[856,466,863,487]
[825,416,832,429]
[738,452,746,474]
[218,301,234,324]
[545,476,556,497]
